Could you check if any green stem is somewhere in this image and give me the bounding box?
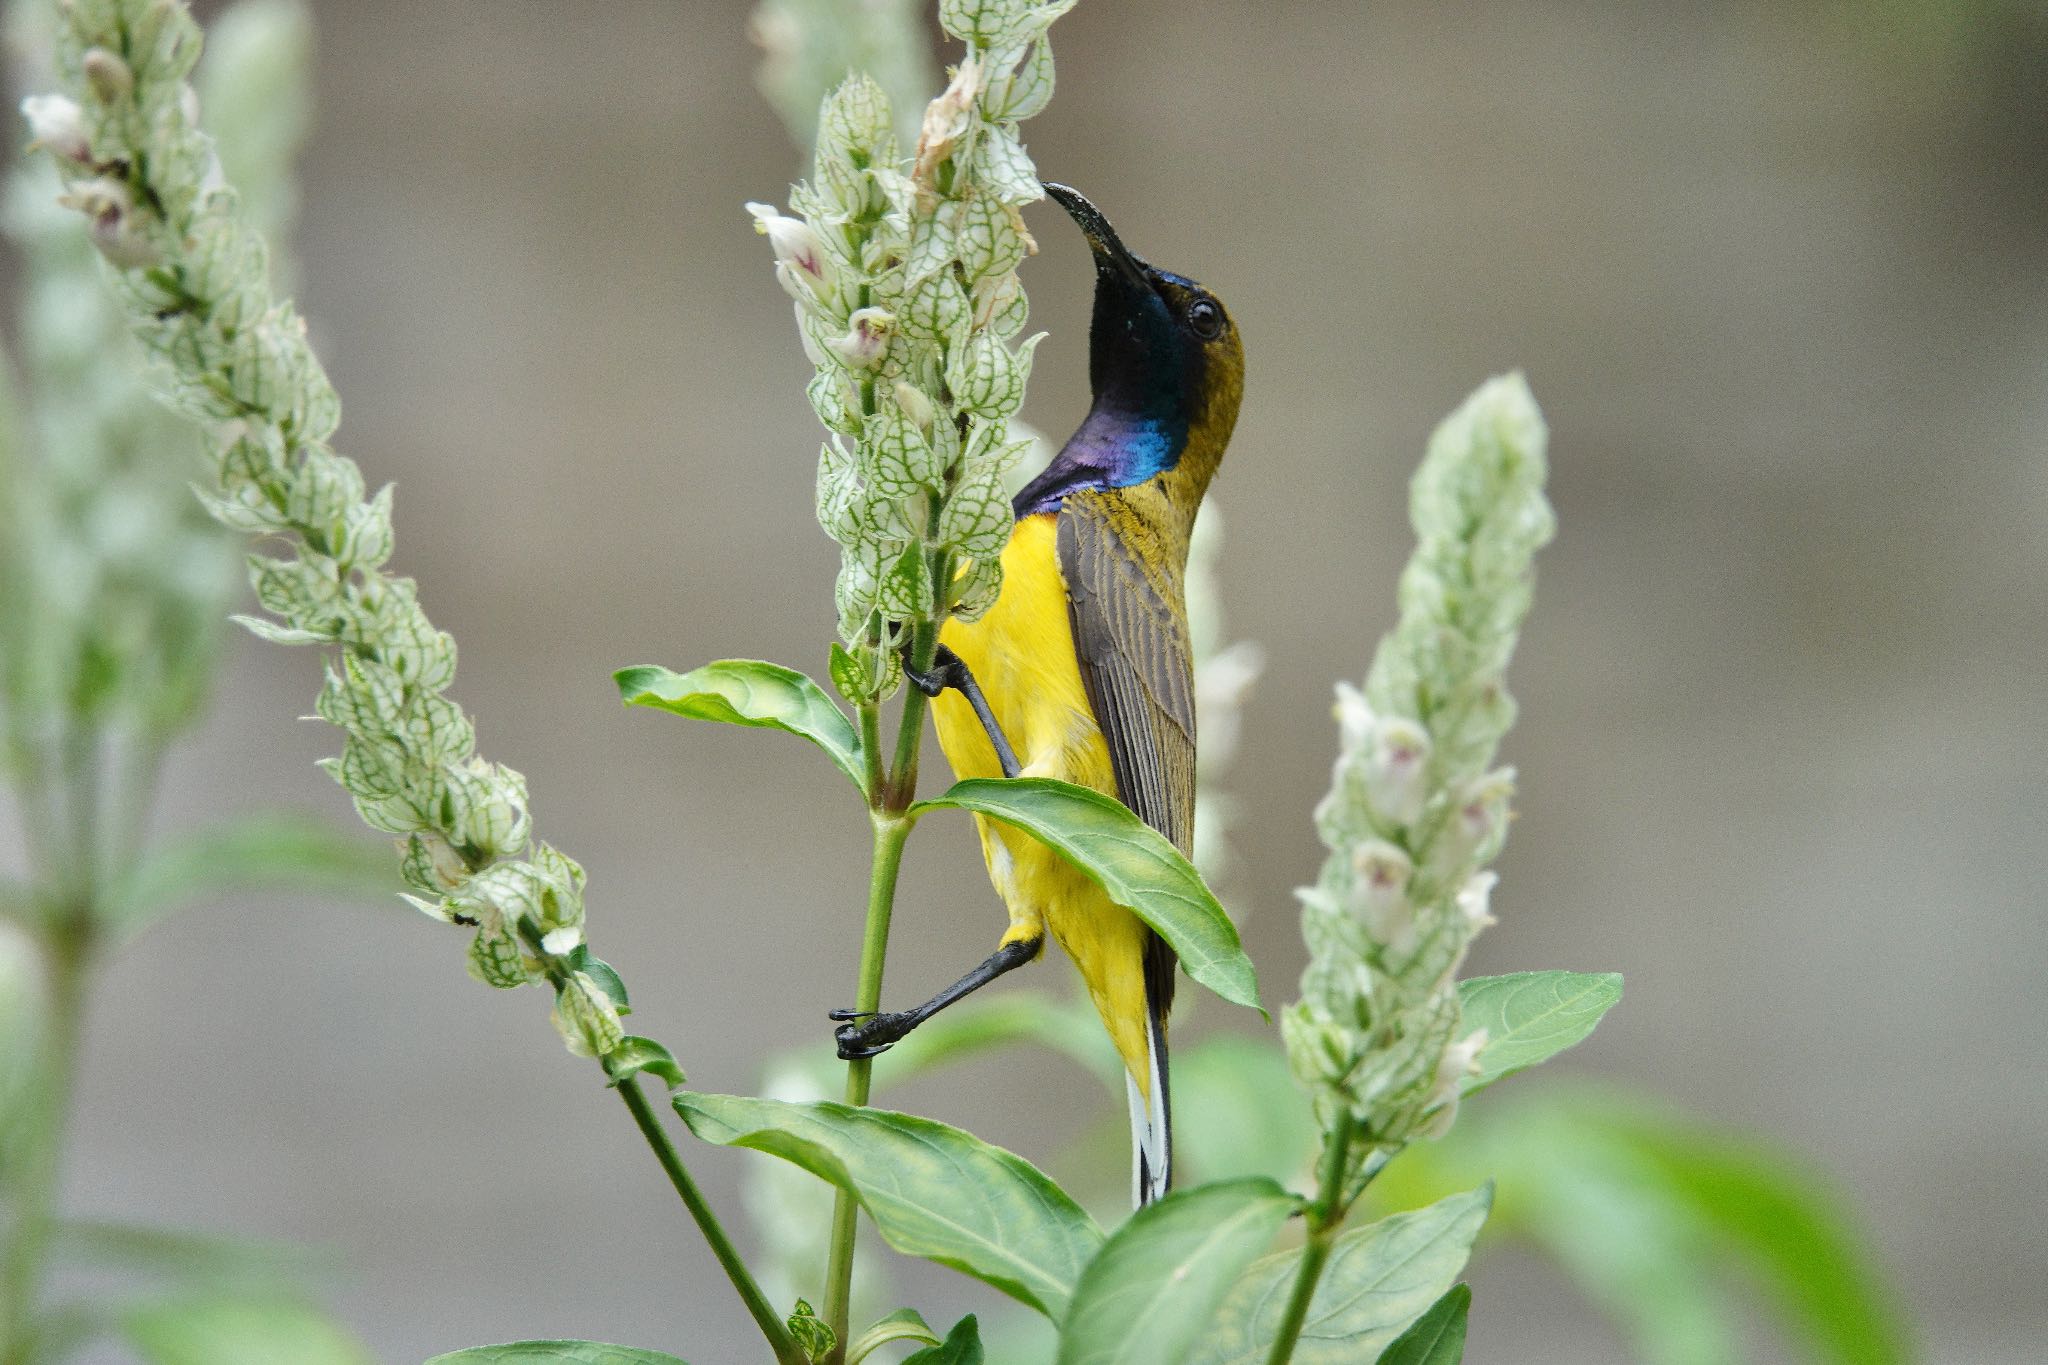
[511,921,798,1364]
[0,913,93,1365]
[822,809,914,1360]
[858,702,884,805]
[1264,1110,1361,1365]
[615,1078,806,1365]
[883,620,940,811]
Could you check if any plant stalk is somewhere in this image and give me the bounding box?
[1264,1110,1361,1365]
[822,807,915,1360]
[614,1078,806,1365]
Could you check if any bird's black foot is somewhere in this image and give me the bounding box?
[905,644,969,699]
[827,1007,875,1022]
[834,1010,921,1060]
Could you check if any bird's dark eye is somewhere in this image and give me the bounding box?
[1186,297,1223,340]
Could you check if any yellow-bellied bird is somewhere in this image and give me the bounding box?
[832,184,1244,1206]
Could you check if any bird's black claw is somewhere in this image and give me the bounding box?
[834,1011,914,1061]
[904,644,966,699]
[828,1007,875,1022]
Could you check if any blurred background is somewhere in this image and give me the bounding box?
[5,0,2044,1360]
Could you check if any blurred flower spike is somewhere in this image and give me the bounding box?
[1287,374,1555,1167]
[750,0,1072,703]
[25,0,621,1059]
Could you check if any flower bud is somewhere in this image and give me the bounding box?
[892,380,935,434]
[1435,767,1513,872]
[21,94,90,163]
[81,48,135,103]
[552,970,625,1058]
[399,831,470,895]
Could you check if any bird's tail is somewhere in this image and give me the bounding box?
[1128,931,1176,1207]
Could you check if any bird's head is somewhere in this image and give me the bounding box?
[1041,182,1243,496]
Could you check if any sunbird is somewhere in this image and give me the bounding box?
[832,183,1244,1205]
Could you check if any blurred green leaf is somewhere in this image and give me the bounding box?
[1188,1186,1491,1365]
[108,813,392,942]
[602,1036,685,1089]
[674,1091,1102,1318]
[1588,1102,1912,1365]
[916,779,1260,1014]
[58,1219,331,1287]
[0,878,40,930]
[1456,971,1622,1095]
[1057,1177,1298,1365]
[849,1307,941,1363]
[425,1345,688,1364]
[904,1315,983,1365]
[1375,1284,1469,1365]
[1369,1088,1912,1365]
[119,1295,372,1365]
[615,660,864,792]
[1173,1034,1316,1188]
[875,991,1122,1094]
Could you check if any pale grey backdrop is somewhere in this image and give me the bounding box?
[18,0,2047,1361]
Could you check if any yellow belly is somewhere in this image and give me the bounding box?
[933,514,1156,1097]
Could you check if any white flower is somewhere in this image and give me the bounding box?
[1348,839,1415,952]
[826,307,893,369]
[21,94,89,163]
[56,175,160,269]
[913,55,982,186]
[1364,716,1432,827]
[1456,871,1498,932]
[539,924,583,955]
[746,201,833,297]
[1417,1028,1488,1137]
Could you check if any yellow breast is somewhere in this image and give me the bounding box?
[932,514,1156,1096]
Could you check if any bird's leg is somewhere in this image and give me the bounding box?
[830,935,1042,1060]
[905,643,1022,778]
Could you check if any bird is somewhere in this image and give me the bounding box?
[831,182,1244,1206]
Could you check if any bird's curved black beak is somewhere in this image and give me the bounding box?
[1043,182,1150,290]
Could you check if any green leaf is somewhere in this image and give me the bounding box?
[848,1307,941,1363]
[787,1298,835,1362]
[674,1092,1102,1318]
[602,1036,685,1089]
[904,1315,983,1365]
[108,813,392,941]
[119,1296,373,1365]
[1173,1034,1317,1188]
[568,947,630,1012]
[1375,1285,1469,1365]
[425,1345,688,1365]
[1456,971,1622,1095]
[615,660,865,792]
[914,778,1260,1013]
[1188,1186,1491,1365]
[828,641,870,703]
[1056,1177,1298,1365]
